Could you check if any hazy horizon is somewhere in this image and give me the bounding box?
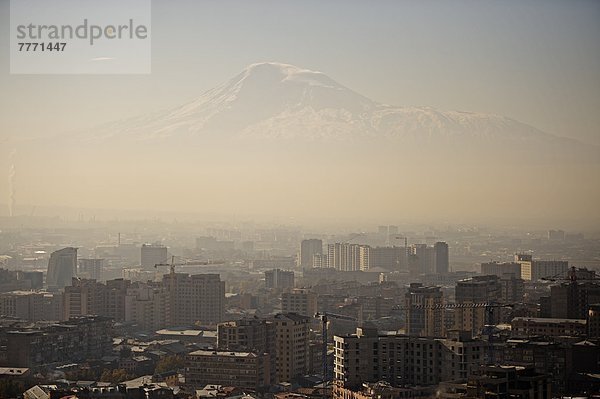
[1,1,599,230]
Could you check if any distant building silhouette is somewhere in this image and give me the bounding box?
[434,242,449,274]
[300,239,322,268]
[46,247,77,290]
[140,243,168,270]
[265,268,294,289]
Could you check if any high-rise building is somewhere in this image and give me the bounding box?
[405,283,445,337]
[327,243,363,271]
[124,282,170,330]
[273,313,310,383]
[333,327,484,389]
[516,254,568,281]
[499,273,524,303]
[0,291,46,321]
[63,277,131,321]
[140,243,168,270]
[434,242,449,274]
[300,239,323,268]
[6,316,113,367]
[549,281,600,319]
[361,246,406,271]
[281,288,317,317]
[265,269,295,289]
[164,273,225,325]
[78,258,104,280]
[46,247,78,290]
[63,278,106,319]
[481,261,521,277]
[454,275,501,336]
[408,244,436,274]
[217,318,277,383]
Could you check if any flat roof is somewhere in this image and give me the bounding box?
[512,317,586,324]
[188,350,255,357]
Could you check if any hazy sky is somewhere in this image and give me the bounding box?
[0,0,599,144]
[0,0,599,229]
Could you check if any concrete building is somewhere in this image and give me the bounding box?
[46,247,77,290]
[282,288,317,317]
[0,291,46,321]
[511,317,587,337]
[5,315,113,367]
[186,350,271,390]
[141,244,168,270]
[274,313,310,383]
[217,318,277,383]
[63,277,131,321]
[588,303,600,338]
[124,283,170,330]
[499,273,524,303]
[548,281,600,319]
[481,261,521,277]
[516,254,568,281]
[333,327,484,389]
[405,283,444,337]
[300,239,323,268]
[454,275,501,336]
[327,243,364,272]
[164,273,225,326]
[78,258,104,280]
[360,246,406,272]
[265,269,295,290]
[408,244,435,275]
[434,242,449,274]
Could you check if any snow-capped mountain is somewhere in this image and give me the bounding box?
[88,62,560,143]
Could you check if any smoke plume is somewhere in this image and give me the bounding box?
[8,150,16,217]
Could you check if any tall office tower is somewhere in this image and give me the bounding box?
[434,242,449,274]
[78,258,104,280]
[217,318,277,384]
[140,243,168,270]
[327,243,363,271]
[273,313,310,383]
[300,239,323,268]
[46,247,78,290]
[454,275,501,336]
[265,269,295,289]
[281,288,318,317]
[516,253,569,281]
[163,273,225,326]
[405,283,445,337]
[388,225,399,235]
[408,244,436,274]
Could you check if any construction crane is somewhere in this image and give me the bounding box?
[541,265,600,283]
